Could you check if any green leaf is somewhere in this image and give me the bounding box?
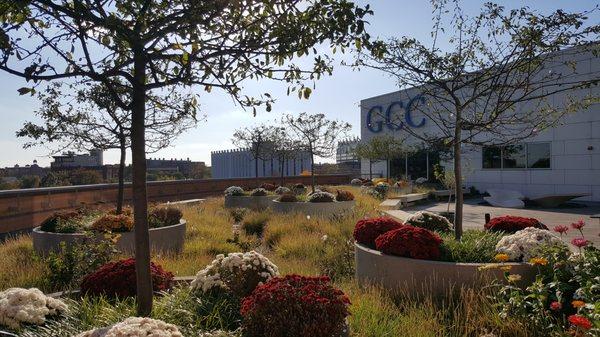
[17,87,33,95]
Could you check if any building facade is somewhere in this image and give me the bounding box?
[51,149,104,168]
[360,46,600,201]
[211,148,312,179]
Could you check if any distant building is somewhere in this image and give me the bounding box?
[146,157,207,178]
[211,148,312,179]
[51,149,104,169]
[336,137,360,164]
[1,160,49,178]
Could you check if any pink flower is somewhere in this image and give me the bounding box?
[550,301,562,311]
[553,225,569,235]
[571,237,589,248]
[571,220,585,230]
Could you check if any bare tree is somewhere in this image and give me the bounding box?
[232,125,276,178]
[284,113,351,192]
[271,127,303,186]
[17,81,197,213]
[356,0,599,239]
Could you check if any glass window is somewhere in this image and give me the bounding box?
[527,143,551,169]
[482,146,502,169]
[503,145,527,169]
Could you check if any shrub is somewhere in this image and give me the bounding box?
[353,217,403,248]
[375,225,443,260]
[308,191,335,203]
[39,211,82,233]
[44,235,116,290]
[91,213,134,232]
[350,178,362,185]
[250,188,268,196]
[362,181,374,186]
[229,208,248,223]
[293,183,305,189]
[484,215,548,233]
[241,275,350,337]
[0,288,68,330]
[80,258,173,298]
[148,206,183,228]
[260,183,277,191]
[76,317,183,337]
[274,186,291,195]
[495,227,565,262]
[108,205,133,216]
[242,214,269,237]
[224,186,245,196]
[439,230,504,263]
[405,211,452,233]
[190,251,279,298]
[335,190,355,201]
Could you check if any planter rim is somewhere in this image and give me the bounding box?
[32,219,187,235]
[272,199,354,204]
[355,242,529,267]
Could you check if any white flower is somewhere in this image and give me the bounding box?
[198,330,241,337]
[190,251,279,296]
[0,287,68,329]
[495,227,565,262]
[76,317,182,337]
[321,235,328,242]
[224,186,244,196]
[274,186,291,195]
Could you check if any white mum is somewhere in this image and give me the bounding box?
[76,317,182,337]
[190,251,279,296]
[224,186,244,196]
[0,287,68,329]
[198,330,241,337]
[495,227,565,262]
[405,211,452,231]
[274,186,291,195]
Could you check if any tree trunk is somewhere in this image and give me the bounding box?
[280,155,285,186]
[310,152,315,193]
[386,158,390,181]
[453,122,464,241]
[131,48,153,316]
[116,136,126,214]
[369,159,372,179]
[254,156,258,178]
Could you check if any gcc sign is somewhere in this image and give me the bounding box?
[366,94,426,133]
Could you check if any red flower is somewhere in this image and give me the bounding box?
[484,215,547,233]
[550,301,562,311]
[571,238,589,248]
[568,315,592,330]
[374,225,443,260]
[553,225,569,235]
[353,217,403,248]
[571,220,585,230]
[241,274,350,337]
[80,258,174,298]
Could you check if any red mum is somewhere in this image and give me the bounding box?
[484,215,548,233]
[353,217,403,248]
[80,258,174,298]
[375,225,443,260]
[568,315,592,330]
[241,274,350,337]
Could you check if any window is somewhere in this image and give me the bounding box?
[527,143,551,169]
[481,143,550,169]
[482,146,502,169]
[503,144,526,169]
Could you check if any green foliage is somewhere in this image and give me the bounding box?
[68,169,103,185]
[439,230,504,263]
[229,208,247,223]
[43,235,118,291]
[316,235,355,281]
[148,206,183,228]
[19,175,40,188]
[242,213,269,237]
[41,171,71,187]
[39,211,82,233]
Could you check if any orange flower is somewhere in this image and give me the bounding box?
[529,257,548,266]
[572,300,586,309]
[494,253,509,262]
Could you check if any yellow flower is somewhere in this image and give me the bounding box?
[572,300,586,308]
[507,274,522,283]
[495,253,509,262]
[500,265,513,272]
[529,257,548,266]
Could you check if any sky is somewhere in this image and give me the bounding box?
[0,1,597,168]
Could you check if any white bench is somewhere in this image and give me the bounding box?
[430,188,469,199]
[397,193,428,208]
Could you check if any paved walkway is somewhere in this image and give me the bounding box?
[385,199,600,246]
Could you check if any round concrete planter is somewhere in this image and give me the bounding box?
[32,220,186,256]
[224,195,278,210]
[355,242,536,297]
[272,200,355,217]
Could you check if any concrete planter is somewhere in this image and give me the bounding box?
[224,195,277,210]
[355,242,536,297]
[272,200,355,217]
[32,220,187,256]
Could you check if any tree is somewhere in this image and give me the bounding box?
[232,125,275,178]
[356,0,599,239]
[18,80,196,213]
[371,134,406,181]
[285,113,351,192]
[353,138,379,179]
[271,127,303,186]
[1,0,371,314]
[68,168,103,185]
